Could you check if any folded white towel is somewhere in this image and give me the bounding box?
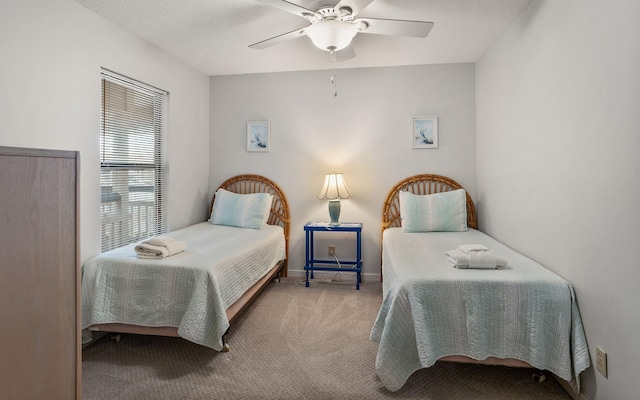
[457,244,489,254]
[145,236,177,246]
[469,250,497,268]
[135,243,169,259]
[135,236,186,259]
[445,248,508,269]
[446,250,464,266]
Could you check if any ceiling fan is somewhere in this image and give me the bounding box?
[249,0,434,59]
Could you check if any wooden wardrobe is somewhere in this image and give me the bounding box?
[0,146,81,399]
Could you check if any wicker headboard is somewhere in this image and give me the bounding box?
[210,174,291,275]
[382,174,477,231]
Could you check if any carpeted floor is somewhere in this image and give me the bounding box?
[82,277,572,399]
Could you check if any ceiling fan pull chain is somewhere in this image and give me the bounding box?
[332,72,337,97]
[330,50,338,97]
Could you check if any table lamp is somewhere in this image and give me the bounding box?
[318,172,352,225]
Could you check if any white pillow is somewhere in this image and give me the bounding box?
[399,188,468,232]
[209,188,273,229]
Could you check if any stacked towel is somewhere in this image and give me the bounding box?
[446,244,507,269]
[135,236,186,259]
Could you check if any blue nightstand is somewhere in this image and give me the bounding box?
[304,222,363,290]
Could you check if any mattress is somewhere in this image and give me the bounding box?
[82,222,286,351]
[370,228,589,392]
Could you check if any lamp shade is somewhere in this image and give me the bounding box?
[318,172,352,200]
[306,20,358,52]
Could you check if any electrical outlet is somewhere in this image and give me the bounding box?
[596,346,608,377]
[328,245,336,256]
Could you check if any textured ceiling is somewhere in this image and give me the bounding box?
[74,0,532,76]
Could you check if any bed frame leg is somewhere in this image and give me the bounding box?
[532,370,547,383]
[221,330,230,352]
[273,266,284,283]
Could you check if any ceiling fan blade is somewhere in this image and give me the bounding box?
[335,0,375,18]
[356,17,434,37]
[254,0,320,20]
[335,43,356,62]
[249,27,308,49]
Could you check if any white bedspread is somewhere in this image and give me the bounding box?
[82,223,286,351]
[370,228,589,392]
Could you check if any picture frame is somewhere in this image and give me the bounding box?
[412,116,439,149]
[247,121,270,152]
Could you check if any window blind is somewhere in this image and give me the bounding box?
[100,69,168,252]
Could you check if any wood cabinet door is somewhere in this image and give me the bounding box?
[0,147,80,399]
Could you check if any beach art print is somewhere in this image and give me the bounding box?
[247,121,270,152]
[412,116,439,149]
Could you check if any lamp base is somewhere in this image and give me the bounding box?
[328,200,341,225]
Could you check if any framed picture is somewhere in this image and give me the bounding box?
[412,116,439,149]
[247,121,270,152]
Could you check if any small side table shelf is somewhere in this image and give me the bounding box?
[304,222,363,290]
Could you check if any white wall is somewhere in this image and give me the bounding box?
[476,0,640,399]
[210,64,477,279]
[0,0,211,263]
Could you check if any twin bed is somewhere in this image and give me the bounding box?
[82,174,290,352]
[370,174,590,393]
[83,172,589,395]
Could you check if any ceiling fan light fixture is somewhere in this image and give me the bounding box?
[306,19,358,52]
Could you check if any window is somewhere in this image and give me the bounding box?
[100,69,168,252]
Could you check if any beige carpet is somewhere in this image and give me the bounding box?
[82,278,571,399]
